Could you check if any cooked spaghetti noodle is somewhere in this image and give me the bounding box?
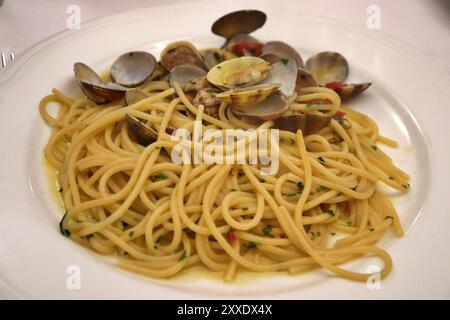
[39,79,410,282]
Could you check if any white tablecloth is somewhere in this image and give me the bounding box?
[0,0,449,73]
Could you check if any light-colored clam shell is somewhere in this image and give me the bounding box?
[168,64,207,89]
[305,51,349,86]
[261,58,297,96]
[230,92,288,121]
[261,41,304,68]
[207,56,271,89]
[216,83,281,106]
[124,88,148,106]
[295,68,318,93]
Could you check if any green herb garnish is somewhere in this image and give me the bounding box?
[371,145,378,151]
[153,172,168,180]
[326,209,335,216]
[156,235,165,243]
[245,242,257,249]
[128,231,135,237]
[58,187,63,193]
[230,188,237,192]
[242,207,248,211]
[330,232,336,236]
[213,52,221,62]
[280,58,289,65]
[368,227,375,232]
[346,219,352,226]
[388,176,394,180]
[316,186,323,192]
[262,225,272,236]
[402,183,410,189]
[318,156,325,164]
[179,250,188,261]
[297,182,304,192]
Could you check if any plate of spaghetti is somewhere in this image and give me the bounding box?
[0,0,449,299]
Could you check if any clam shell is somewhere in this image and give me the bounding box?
[211,10,267,39]
[216,83,281,106]
[305,51,349,86]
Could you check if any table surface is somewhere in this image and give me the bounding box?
[0,0,449,73]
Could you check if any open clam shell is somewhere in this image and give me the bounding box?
[327,82,372,100]
[207,56,271,89]
[211,10,267,39]
[203,49,224,69]
[160,41,207,71]
[261,58,297,96]
[74,62,126,104]
[273,114,331,135]
[295,68,318,93]
[168,64,207,89]
[261,41,304,68]
[110,51,157,87]
[230,91,288,121]
[216,83,281,106]
[125,114,158,146]
[305,51,349,86]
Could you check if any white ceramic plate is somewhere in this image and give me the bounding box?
[0,0,449,299]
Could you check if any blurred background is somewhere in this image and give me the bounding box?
[0,0,449,72]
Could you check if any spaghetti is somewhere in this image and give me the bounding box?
[39,79,410,282]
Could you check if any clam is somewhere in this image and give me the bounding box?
[207,56,271,89]
[124,88,148,106]
[211,10,267,40]
[261,58,297,96]
[295,68,318,93]
[74,62,126,104]
[160,41,207,71]
[230,91,288,121]
[168,64,207,89]
[216,83,281,106]
[125,114,158,146]
[305,51,349,86]
[261,41,304,68]
[325,82,372,100]
[203,49,224,69]
[110,51,157,87]
[273,114,331,135]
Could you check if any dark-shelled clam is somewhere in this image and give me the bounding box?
[110,51,157,87]
[74,62,126,104]
[273,114,331,135]
[125,114,158,146]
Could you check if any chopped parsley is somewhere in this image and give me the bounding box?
[128,231,135,237]
[213,52,221,61]
[402,183,410,189]
[351,187,357,191]
[316,231,321,237]
[153,172,168,180]
[156,235,165,243]
[318,156,325,164]
[371,145,378,151]
[230,188,237,192]
[262,225,272,236]
[368,227,375,232]
[330,232,336,236]
[179,250,188,261]
[286,192,297,197]
[297,182,304,192]
[388,176,394,180]
[245,242,257,249]
[346,219,352,226]
[242,207,248,211]
[58,187,63,193]
[316,185,323,192]
[326,209,335,216]
[280,58,289,65]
